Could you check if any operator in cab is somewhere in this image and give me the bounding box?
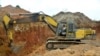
[60,24,66,36]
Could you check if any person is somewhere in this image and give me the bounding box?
[61,24,66,36]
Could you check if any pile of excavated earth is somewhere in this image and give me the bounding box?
[0,5,100,56]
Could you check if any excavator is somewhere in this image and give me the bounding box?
[39,13,96,49]
[1,12,96,50]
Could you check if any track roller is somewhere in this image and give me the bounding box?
[46,42,54,50]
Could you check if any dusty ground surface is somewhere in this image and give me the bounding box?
[43,44,100,56]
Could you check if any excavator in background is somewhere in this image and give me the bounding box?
[1,12,96,50]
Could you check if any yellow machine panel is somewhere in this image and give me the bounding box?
[76,29,86,39]
[85,28,96,35]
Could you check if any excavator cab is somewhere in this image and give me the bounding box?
[56,22,67,36]
[55,19,76,38]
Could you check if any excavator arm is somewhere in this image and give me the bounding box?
[3,14,14,47]
[41,15,57,27]
[13,13,58,33]
[39,14,58,33]
[2,13,58,42]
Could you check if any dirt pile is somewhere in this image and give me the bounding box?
[43,44,100,56]
[53,12,96,27]
[0,5,30,19]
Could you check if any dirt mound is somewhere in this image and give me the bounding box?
[1,5,30,13]
[0,5,30,19]
[53,12,96,27]
[43,44,100,56]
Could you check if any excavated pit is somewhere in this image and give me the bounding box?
[12,22,55,56]
[0,22,55,56]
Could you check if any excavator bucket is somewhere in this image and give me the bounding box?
[3,15,11,28]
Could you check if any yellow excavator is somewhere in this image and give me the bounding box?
[38,13,96,49]
[2,12,96,50]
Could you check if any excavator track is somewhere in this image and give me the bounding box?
[46,39,84,50]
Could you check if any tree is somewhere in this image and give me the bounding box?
[16,5,21,8]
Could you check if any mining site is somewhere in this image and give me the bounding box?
[0,5,100,56]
